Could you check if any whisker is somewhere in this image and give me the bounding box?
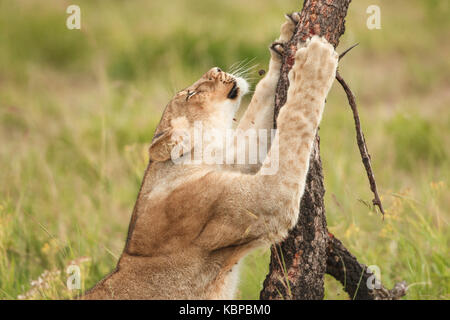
[234,65,256,77]
[228,57,257,77]
[235,59,257,74]
[228,59,249,75]
[234,64,259,79]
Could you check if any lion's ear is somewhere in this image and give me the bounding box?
[148,129,173,162]
[149,117,192,162]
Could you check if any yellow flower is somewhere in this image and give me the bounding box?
[344,223,360,239]
[41,239,59,255]
[49,238,59,250]
[41,242,50,254]
[430,181,445,191]
[379,223,394,238]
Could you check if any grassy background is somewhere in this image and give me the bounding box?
[0,0,448,300]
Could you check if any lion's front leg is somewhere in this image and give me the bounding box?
[231,13,300,173]
[237,13,300,134]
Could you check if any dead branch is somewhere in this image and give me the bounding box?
[327,233,407,299]
[335,71,385,217]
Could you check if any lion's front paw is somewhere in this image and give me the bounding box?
[289,36,338,95]
[269,12,301,63]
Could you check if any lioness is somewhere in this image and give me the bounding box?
[83,13,338,299]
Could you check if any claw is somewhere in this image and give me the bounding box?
[270,42,285,57]
[285,12,300,25]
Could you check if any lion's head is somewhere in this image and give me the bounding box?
[149,67,248,162]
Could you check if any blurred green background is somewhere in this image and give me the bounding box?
[0,0,448,300]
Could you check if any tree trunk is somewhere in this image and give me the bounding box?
[260,0,407,300]
[260,0,351,300]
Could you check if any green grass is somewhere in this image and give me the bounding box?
[0,0,448,300]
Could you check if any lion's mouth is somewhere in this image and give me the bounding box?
[227,82,239,99]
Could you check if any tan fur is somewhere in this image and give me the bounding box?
[82,14,338,300]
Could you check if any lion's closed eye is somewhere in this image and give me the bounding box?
[186,90,198,101]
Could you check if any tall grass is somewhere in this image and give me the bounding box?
[0,0,448,300]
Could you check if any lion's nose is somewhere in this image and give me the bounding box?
[204,67,222,79]
[210,67,222,74]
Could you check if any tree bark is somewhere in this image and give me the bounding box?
[260,0,351,300]
[260,0,406,300]
[260,135,328,299]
